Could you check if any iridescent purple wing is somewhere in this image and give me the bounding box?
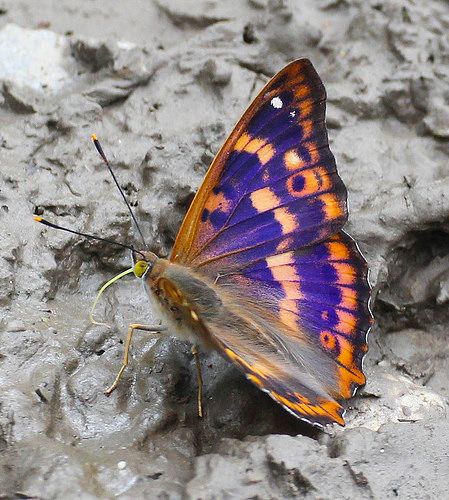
[171,59,347,268]
[170,59,372,426]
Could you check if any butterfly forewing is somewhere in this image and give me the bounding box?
[169,59,372,426]
[171,59,347,268]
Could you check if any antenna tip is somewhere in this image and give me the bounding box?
[91,133,98,142]
[33,215,43,223]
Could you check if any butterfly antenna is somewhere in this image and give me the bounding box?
[91,134,147,248]
[33,216,146,260]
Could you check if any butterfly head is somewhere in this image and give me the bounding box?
[132,250,158,279]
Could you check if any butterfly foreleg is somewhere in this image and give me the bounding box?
[104,323,166,396]
[191,345,203,418]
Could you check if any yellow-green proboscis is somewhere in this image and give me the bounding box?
[90,260,149,327]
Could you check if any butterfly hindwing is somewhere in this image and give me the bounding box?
[223,345,345,427]
[220,231,371,407]
[195,284,347,426]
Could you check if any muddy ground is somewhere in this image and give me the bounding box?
[0,0,448,498]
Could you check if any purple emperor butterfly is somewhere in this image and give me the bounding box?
[36,59,372,426]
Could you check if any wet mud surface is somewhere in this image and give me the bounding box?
[0,0,448,498]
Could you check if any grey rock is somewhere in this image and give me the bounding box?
[187,434,365,499]
[49,94,103,131]
[0,258,14,305]
[155,0,230,28]
[382,329,446,379]
[382,72,430,124]
[4,320,26,332]
[0,24,77,112]
[188,421,449,499]
[423,101,449,138]
[248,0,269,9]
[332,420,449,499]
[0,24,73,93]
[347,369,447,431]
[2,81,37,113]
[197,59,232,86]
[436,268,449,304]
[70,37,115,72]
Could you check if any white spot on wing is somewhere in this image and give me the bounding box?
[290,111,296,117]
[271,96,283,109]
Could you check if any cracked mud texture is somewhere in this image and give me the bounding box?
[0,0,448,498]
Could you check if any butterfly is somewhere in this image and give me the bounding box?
[36,58,372,427]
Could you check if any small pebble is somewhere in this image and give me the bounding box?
[117,461,127,470]
[6,321,26,332]
[402,405,412,417]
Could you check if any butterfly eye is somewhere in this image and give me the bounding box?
[133,260,149,278]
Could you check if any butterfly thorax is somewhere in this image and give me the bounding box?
[143,256,221,349]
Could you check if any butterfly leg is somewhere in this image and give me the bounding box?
[191,345,203,418]
[104,323,166,396]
